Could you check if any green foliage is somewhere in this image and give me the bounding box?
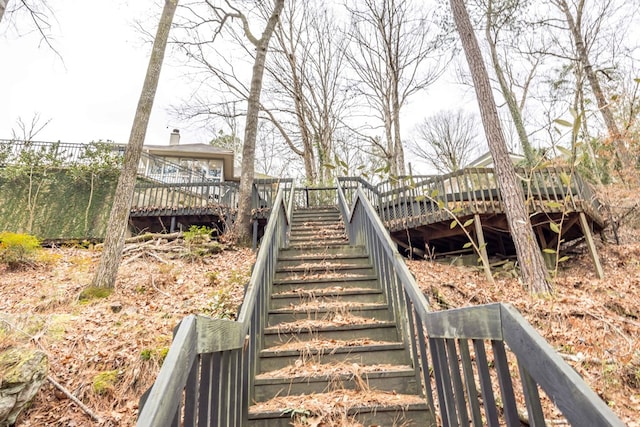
[92,370,120,395]
[140,347,169,363]
[202,288,236,319]
[0,167,118,240]
[79,286,114,302]
[67,141,122,183]
[183,225,213,243]
[0,231,41,270]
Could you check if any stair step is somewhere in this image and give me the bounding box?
[277,257,371,269]
[248,391,433,427]
[277,259,372,270]
[279,245,367,258]
[268,302,392,325]
[273,275,379,292]
[259,342,410,371]
[263,321,399,346]
[270,287,384,309]
[253,364,419,402]
[274,266,375,281]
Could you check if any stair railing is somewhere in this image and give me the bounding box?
[336,183,624,426]
[137,186,290,427]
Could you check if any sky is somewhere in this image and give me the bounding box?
[0,1,470,173]
[0,0,205,146]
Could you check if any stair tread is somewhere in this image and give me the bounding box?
[269,301,388,313]
[254,363,415,383]
[276,263,371,273]
[264,319,395,334]
[261,340,405,357]
[271,287,381,298]
[248,390,428,417]
[274,274,378,284]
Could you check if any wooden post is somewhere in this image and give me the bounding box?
[579,212,604,279]
[170,216,176,233]
[252,219,259,251]
[474,214,493,282]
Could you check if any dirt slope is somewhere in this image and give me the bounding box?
[1,225,638,425]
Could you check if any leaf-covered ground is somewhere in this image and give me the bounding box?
[1,211,639,425]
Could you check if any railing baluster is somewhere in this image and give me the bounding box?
[458,339,483,427]
[183,355,200,425]
[431,338,457,426]
[415,317,435,413]
[518,362,546,427]
[472,339,500,425]
[198,354,213,427]
[446,338,470,426]
[491,340,520,427]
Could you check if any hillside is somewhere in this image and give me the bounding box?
[1,215,639,425]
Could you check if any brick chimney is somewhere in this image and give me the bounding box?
[169,129,180,146]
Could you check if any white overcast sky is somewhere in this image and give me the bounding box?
[0,0,205,145]
[0,0,468,166]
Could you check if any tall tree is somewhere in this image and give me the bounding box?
[265,1,351,184]
[449,0,552,293]
[171,0,284,244]
[229,0,284,245]
[91,0,177,289]
[551,0,634,175]
[480,0,538,166]
[410,109,479,174]
[346,0,446,177]
[0,0,7,23]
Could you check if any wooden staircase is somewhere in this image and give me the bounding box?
[248,207,433,426]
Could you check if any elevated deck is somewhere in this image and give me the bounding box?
[128,179,292,233]
[340,168,605,271]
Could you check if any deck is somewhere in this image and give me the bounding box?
[339,168,605,272]
[129,178,292,234]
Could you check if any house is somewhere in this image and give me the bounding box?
[138,129,238,183]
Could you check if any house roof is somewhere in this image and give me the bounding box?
[143,143,237,181]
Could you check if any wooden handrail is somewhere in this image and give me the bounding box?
[137,185,290,426]
[336,182,623,426]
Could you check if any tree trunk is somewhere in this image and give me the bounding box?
[392,91,406,176]
[449,0,551,294]
[91,0,177,289]
[235,0,285,246]
[485,0,535,167]
[0,0,7,23]
[555,0,633,174]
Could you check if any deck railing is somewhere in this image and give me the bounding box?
[341,167,604,231]
[130,178,293,216]
[137,186,290,426]
[336,182,623,426]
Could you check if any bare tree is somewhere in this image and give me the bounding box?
[449,0,551,294]
[264,1,352,184]
[551,0,635,176]
[1,0,59,55]
[0,0,7,22]
[91,0,178,289]
[478,0,539,166]
[346,0,447,177]
[410,109,479,174]
[171,0,284,244]
[229,0,284,245]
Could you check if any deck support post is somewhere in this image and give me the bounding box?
[578,212,604,279]
[170,216,176,233]
[252,219,259,251]
[474,214,492,281]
